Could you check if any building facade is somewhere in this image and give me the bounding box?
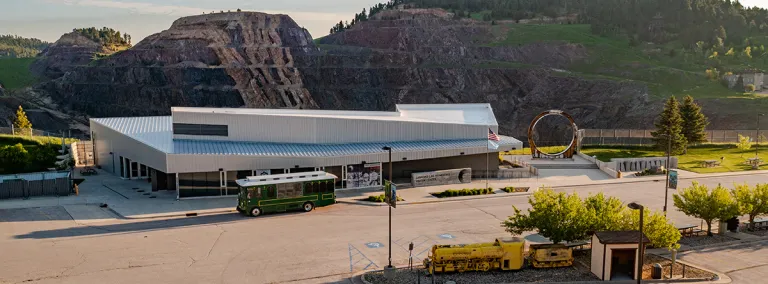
[90,104,522,198]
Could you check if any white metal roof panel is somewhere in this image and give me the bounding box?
[91,116,522,157]
[171,104,497,126]
[236,171,338,187]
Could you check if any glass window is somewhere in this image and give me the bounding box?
[277,182,302,199]
[140,164,147,177]
[264,185,276,199]
[172,123,228,136]
[326,180,335,193]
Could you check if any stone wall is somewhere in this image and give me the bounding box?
[577,152,620,178]
[611,157,678,172]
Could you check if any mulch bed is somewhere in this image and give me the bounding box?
[575,249,715,280]
[742,229,768,237]
[500,187,530,193]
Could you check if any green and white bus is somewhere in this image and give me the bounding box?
[236,171,337,217]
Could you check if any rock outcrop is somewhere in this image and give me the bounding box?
[31,32,103,79]
[39,12,319,117]
[36,9,659,137]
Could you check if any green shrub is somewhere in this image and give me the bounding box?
[433,187,495,198]
[365,194,404,202]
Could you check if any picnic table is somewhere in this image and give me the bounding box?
[744,218,768,230]
[700,160,720,168]
[676,224,703,237]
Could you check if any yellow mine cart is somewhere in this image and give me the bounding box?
[424,237,524,274]
[528,243,573,268]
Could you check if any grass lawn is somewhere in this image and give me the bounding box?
[0,57,38,89]
[502,146,568,155]
[580,145,768,173]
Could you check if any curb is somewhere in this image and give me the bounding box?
[104,206,237,220]
[337,191,536,207]
[549,171,768,189]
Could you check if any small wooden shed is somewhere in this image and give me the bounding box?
[591,231,650,281]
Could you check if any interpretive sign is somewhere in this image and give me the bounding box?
[668,169,678,190]
[411,168,472,187]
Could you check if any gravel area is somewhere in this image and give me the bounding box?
[364,266,599,284]
[743,229,768,237]
[678,235,737,247]
[641,254,716,280]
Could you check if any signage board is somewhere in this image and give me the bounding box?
[411,168,472,187]
[346,163,382,189]
[384,180,396,208]
[668,169,678,190]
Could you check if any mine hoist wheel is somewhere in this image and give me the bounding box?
[527,110,579,159]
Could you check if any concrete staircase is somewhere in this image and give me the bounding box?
[532,163,599,170]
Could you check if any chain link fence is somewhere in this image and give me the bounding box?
[0,126,87,141]
[581,129,767,146]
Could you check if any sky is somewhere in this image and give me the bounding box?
[1,0,768,43]
[0,0,383,43]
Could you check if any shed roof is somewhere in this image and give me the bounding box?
[594,231,650,244]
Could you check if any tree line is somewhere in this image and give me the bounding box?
[72,27,132,47]
[0,35,49,58]
[329,0,405,34]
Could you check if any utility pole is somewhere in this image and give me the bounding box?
[664,134,671,216]
[757,113,764,158]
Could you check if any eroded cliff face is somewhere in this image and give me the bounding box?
[305,9,652,138]
[36,9,655,137]
[40,12,319,117]
[31,32,102,79]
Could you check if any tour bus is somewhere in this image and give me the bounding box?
[236,171,337,217]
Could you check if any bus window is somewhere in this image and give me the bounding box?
[265,185,276,199]
[325,180,335,193]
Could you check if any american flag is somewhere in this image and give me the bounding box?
[488,128,500,141]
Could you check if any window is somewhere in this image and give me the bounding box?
[264,185,276,199]
[277,182,302,199]
[172,123,228,136]
[325,181,335,193]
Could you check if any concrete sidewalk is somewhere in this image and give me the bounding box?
[0,168,238,220]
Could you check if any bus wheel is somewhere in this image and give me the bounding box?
[250,207,262,217]
[302,202,314,212]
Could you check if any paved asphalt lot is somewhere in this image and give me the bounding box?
[1,174,766,284]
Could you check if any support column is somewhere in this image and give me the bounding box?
[175,173,180,200]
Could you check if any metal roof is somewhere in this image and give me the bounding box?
[91,116,523,157]
[172,103,497,126]
[236,171,338,187]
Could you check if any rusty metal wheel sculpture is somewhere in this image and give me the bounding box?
[527,110,579,159]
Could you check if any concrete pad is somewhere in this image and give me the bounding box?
[62,205,118,224]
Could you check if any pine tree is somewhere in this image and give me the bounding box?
[679,95,709,150]
[651,96,687,155]
[13,105,32,136]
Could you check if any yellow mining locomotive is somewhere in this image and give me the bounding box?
[423,237,525,274]
[527,243,574,268]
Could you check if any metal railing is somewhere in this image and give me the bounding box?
[582,129,767,146]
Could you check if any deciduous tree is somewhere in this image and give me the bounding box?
[502,189,590,244]
[619,208,681,250]
[732,183,768,230]
[673,182,739,236]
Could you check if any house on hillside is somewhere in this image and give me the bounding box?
[723,72,766,91]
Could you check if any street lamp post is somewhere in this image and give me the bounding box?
[628,202,645,284]
[657,134,672,216]
[758,114,764,158]
[381,146,395,277]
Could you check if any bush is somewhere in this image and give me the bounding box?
[365,194,404,202]
[746,84,756,92]
[433,187,494,198]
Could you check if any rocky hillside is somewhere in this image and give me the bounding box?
[38,12,318,118]
[28,8,765,139]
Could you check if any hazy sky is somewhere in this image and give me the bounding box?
[1,0,767,43]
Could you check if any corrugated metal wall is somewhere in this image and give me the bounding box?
[90,121,169,173]
[166,144,508,174]
[172,111,497,144]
